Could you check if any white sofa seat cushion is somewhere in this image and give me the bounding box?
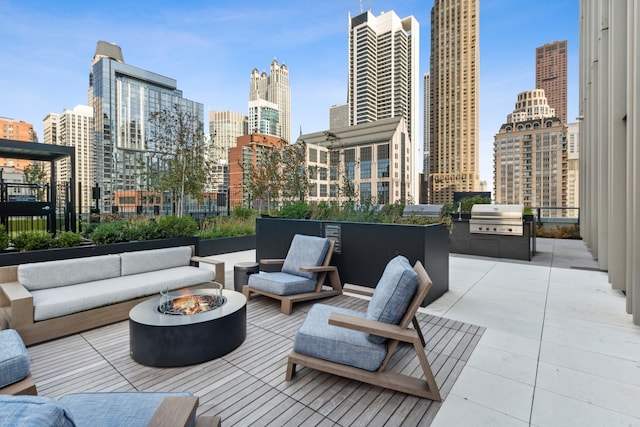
[18,254,121,291]
[120,246,192,276]
[31,266,214,321]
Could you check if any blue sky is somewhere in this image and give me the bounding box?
[0,0,579,190]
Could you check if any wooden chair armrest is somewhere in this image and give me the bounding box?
[328,312,418,343]
[147,395,199,427]
[342,283,374,297]
[195,415,222,427]
[0,282,34,327]
[259,258,285,265]
[190,257,225,287]
[298,265,338,273]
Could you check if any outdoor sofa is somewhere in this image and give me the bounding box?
[0,245,224,345]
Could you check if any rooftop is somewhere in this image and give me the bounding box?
[25,238,640,426]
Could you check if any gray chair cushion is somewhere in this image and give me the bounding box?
[281,234,331,280]
[18,254,121,291]
[0,395,76,427]
[293,303,387,371]
[0,329,30,388]
[248,272,316,296]
[58,392,193,427]
[366,255,418,344]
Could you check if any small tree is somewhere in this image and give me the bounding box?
[147,104,209,216]
[23,162,47,200]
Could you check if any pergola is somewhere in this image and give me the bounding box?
[0,138,76,233]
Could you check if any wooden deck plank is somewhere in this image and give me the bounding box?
[24,294,484,426]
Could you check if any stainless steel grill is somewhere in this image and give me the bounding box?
[469,204,524,236]
[402,204,444,219]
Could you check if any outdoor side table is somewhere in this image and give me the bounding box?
[234,262,260,292]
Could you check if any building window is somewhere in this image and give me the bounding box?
[377,182,389,204]
[308,148,317,162]
[377,144,389,178]
[360,182,371,203]
[345,149,356,179]
[360,146,371,179]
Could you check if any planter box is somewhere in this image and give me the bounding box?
[198,235,256,256]
[0,237,200,267]
[449,220,535,261]
[255,218,449,306]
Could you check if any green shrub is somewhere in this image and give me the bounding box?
[11,231,54,251]
[278,201,312,219]
[156,215,198,238]
[232,206,255,220]
[89,221,130,245]
[53,231,84,248]
[197,215,255,239]
[0,225,8,250]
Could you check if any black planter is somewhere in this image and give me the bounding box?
[198,235,256,256]
[255,218,449,306]
[0,237,199,267]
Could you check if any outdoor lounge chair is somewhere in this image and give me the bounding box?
[243,234,342,314]
[286,255,441,400]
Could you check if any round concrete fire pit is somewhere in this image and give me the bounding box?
[129,286,246,367]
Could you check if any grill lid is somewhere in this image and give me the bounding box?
[470,204,524,221]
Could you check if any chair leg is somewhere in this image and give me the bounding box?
[412,316,426,347]
[286,359,297,380]
[281,299,293,315]
[242,285,251,301]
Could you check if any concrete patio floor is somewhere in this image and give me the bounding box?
[212,238,640,426]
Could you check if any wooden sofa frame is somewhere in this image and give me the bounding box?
[0,245,224,346]
[286,261,441,401]
[242,239,342,315]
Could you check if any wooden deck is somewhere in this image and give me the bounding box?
[27,294,484,426]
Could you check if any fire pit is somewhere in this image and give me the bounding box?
[129,284,246,367]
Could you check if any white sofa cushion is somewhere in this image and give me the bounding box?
[31,266,214,321]
[18,255,121,291]
[120,246,192,276]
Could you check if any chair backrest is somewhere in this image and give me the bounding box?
[281,234,332,279]
[365,255,417,343]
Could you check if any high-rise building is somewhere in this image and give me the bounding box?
[493,90,567,214]
[329,104,349,130]
[348,9,419,200]
[0,117,38,171]
[536,40,568,123]
[429,0,480,204]
[89,41,204,211]
[420,72,430,204]
[248,99,281,138]
[208,110,248,193]
[249,60,290,143]
[566,122,579,213]
[44,105,95,214]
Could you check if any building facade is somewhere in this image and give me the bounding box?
[208,111,248,193]
[0,117,38,171]
[248,99,280,139]
[298,116,412,205]
[89,41,204,212]
[429,0,480,204]
[493,90,567,215]
[44,105,95,215]
[579,0,640,323]
[421,72,430,204]
[228,133,285,208]
[348,10,419,200]
[249,60,290,143]
[565,122,579,213]
[536,40,568,123]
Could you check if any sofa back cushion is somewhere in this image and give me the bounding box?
[120,246,192,276]
[366,255,418,344]
[0,395,77,427]
[281,234,331,280]
[18,255,121,291]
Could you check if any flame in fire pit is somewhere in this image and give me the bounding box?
[158,288,225,315]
